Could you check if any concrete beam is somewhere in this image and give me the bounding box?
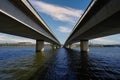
[0,0,60,45]
[36,40,44,52]
[64,0,120,46]
[80,40,89,52]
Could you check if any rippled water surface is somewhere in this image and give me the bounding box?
[0,47,120,80]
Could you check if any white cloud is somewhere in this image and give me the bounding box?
[92,38,119,44]
[29,0,83,23]
[0,35,35,43]
[9,38,35,43]
[0,36,7,41]
[57,26,72,33]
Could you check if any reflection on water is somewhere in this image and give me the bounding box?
[29,49,57,80]
[0,47,120,80]
[0,47,57,80]
[43,48,76,80]
[66,49,90,80]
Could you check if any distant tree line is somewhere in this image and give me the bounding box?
[0,43,35,47]
[0,42,52,48]
[72,44,120,48]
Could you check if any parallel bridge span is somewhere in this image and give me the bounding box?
[0,0,60,51]
[64,0,120,52]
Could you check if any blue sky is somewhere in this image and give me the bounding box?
[28,0,89,44]
[0,0,120,44]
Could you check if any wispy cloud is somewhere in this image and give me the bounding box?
[0,35,35,43]
[92,38,119,44]
[57,26,72,33]
[29,0,83,23]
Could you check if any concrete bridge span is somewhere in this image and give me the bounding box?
[64,0,120,52]
[0,0,60,51]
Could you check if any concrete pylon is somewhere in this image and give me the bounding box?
[51,44,56,49]
[69,45,72,49]
[80,40,89,52]
[67,44,71,49]
[36,40,44,52]
[56,45,60,49]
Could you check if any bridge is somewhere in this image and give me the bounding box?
[0,0,60,52]
[64,0,120,52]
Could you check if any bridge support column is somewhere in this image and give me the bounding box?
[56,45,59,49]
[80,40,89,52]
[57,45,60,48]
[67,44,71,49]
[36,40,44,52]
[54,46,56,49]
[68,45,71,48]
[52,44,56,50]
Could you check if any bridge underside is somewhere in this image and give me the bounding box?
[0,0,60,51]
[64,0,120,52]
[70,11,120,44]
[0,12,55,43]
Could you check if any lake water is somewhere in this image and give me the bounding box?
[0,47,120,80]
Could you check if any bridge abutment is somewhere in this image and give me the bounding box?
[80,40,89,52]
[36,40,44,52]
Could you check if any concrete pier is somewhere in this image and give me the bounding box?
[36,40,44,52]
[51,44,57,50]
[80,40,89,52]
[66,44,71,49]
[57,45,60,48]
